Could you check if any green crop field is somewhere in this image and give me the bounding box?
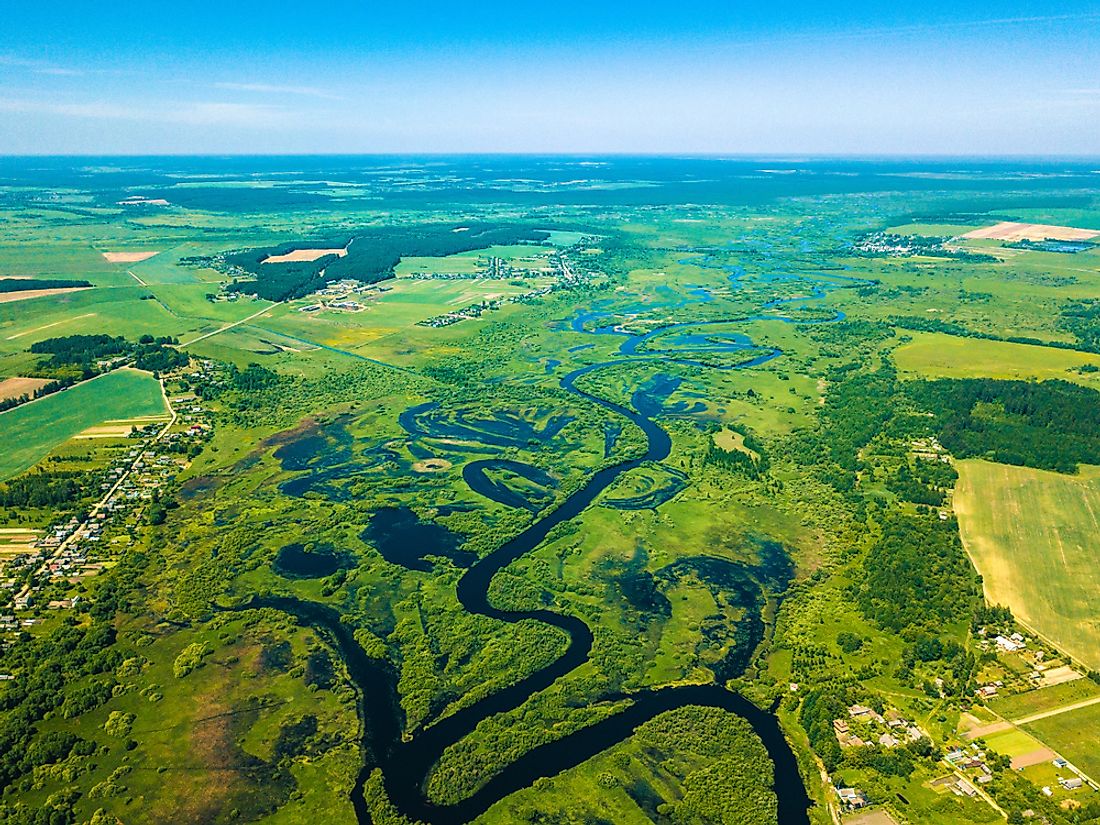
[894,332,1100,388]
[955,459,1100,671]
[1024,702,1100,782]
[0,368,167,480]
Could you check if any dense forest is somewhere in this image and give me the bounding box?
[856,511,981,634]
[225,223,552,301]
[0,470,87,509]
[908,378,1100,472]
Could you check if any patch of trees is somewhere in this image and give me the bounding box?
[787,365,905,498]
[30,334,129,367]
[908,378,1100,472]
[799,686,850,770]
[886,458,956,506]
[0,471,86,508]
[0,618,124,791]
[28,334,188,377]
[0,278,90,293]
[704,431,770,479]
[1059,299,1100,352]
[224,223,551,301]
[855,511,981,634]
[635,708,778,825]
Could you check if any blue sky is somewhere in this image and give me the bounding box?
[1,1,1098,154]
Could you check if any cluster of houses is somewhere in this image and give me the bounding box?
[0,394,211,621]
[419,256,596,328]
[834,703,927,750]
[853,232,951,257]
[405,256,548,281]
[837,787,869,810]
[945,746,996,790]
[298,280,390,314]
[991,631,1028,653]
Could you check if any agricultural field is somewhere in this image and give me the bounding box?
[1023,702,1100,782]
[0,157,1099,825]
[893,333,1100,387]
[954,459,1100,671]
[0,368,167,480]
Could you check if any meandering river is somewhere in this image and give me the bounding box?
[250,262,873,823]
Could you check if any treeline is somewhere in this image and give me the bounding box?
[0,377,75,413]
[893,315,1096,354]
[909,378,1100,473]
[225,223,551,301]
[0,278,91,293]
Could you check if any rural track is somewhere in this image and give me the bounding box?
[180,301,278,347]
[1013,694,1100,725]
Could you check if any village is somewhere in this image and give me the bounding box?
[418,253,595,327]
[0,369,213,647]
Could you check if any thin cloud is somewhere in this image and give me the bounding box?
[0,97,297,126]
[0,54,84,77]
[214,82,342,100]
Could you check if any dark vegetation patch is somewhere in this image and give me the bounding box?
[855,511,981,633]
[0,278,91,293]
[28,333,188,378]
[222,223,551,301]
[0,469,88,508]
[909,378,1100,473]
[1060,298,1100,352]
[304,650,336,690]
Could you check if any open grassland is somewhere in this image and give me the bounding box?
[0,368,166,480]
[893,332,1100,388]
[954,460,1100,671]
[1023,702,1100,781]
[990,679,1100,721]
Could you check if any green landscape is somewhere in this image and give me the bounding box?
[1,153,1100,825]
